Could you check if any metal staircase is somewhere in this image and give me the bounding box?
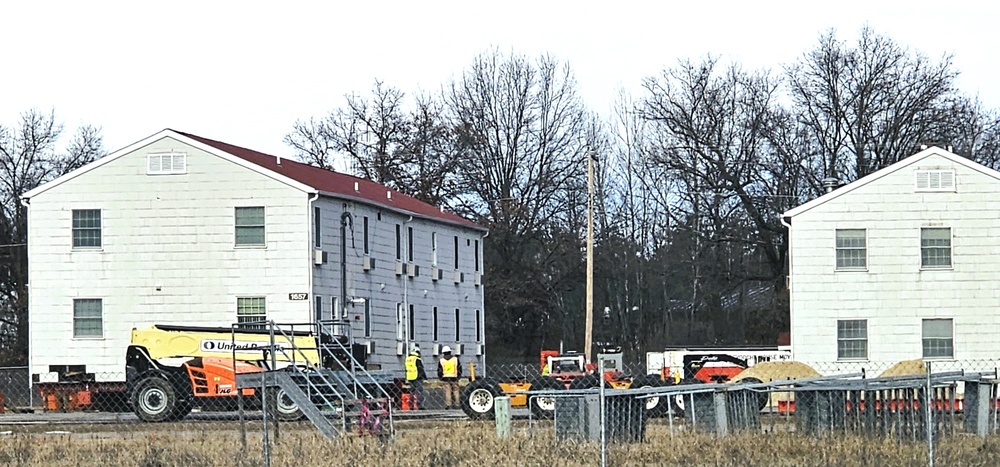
[235,321,396,439]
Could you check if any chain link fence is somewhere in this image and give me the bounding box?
[0,367,30,411]
[4,360,1000,465]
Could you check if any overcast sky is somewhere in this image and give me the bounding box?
[4,1,999,157]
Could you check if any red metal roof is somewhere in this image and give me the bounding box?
[177,131,483,230]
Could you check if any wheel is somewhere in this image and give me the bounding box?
[568,375,600,390]
[268,387,305,421]
[671,378,703,417]
[737,377,769,411]
[132,376,179,422]
[461,380,501,420]
[633,375,670,418]
[528,377,562,419]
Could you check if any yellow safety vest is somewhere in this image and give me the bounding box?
[542,363,550,376]
[405,354,419,381]
[440,356,458,378]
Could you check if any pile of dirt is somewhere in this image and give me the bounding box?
[878,359,926,377]
[731,361,821,383]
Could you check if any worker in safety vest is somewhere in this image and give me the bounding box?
[404,345,426,410]
[437,346,462,409]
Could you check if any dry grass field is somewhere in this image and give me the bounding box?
[2,419,1000,466]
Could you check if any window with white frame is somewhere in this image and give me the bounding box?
[836,319,867,360]
[147,152,187,175]
[407,304,416,340]
[433,306,439,341]
[72,209,102,248]
[314,295,323,322]
[407,226,414,262]
[454,308,461,342]
[237,297,266,329]
[431,232,438,266]
[915,170,955,192]
[364,300,371,338]
[330,297,339,321]
[73,299,103,338]
[920,227,952,268]
[235,207,265,246]
[922,318,954,359]
[314,207,322,248]
[835,229,866,269]
[396,303,404,341]
[395,224,401,260]
[363,216,370,255]
[475,240,480,272]
[476,309,482,342]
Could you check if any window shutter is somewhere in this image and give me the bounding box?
[915,171,930,190]
[915,170,955,191]
[147,153,187,174]
[148,155,162,173]
[940,171,954,189]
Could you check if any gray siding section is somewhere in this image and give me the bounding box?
[311,197,485,376]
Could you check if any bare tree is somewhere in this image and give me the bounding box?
[0,110,105,364]
[446,50,596,359]
[285,80,408,180]
[923,95,1000,168]
[391,94,464,206]
[285,81,463,205]
[641,57,790,344]
[787,27,958,181]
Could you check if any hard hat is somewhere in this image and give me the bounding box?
[442,345,452,354]
[411,344,421,355]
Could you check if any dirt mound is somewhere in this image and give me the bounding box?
[731,361,821,383]
[878,359,926,377]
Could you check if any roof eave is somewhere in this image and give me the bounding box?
[317,190,487,232]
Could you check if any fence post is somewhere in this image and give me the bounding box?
[713,391,728,437]
[925,361,933,467]
[495,396,511,439]
[974,381,991,437]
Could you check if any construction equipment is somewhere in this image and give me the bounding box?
[460,346,670,419]
[125,322,394,430]
[646,346,794,413]
[646,346,793,384]
[125,324,324,422]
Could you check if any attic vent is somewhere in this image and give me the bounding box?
[147,152,187,175]
[915,170,955,192]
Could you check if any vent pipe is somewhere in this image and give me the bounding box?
[822,177,839,194]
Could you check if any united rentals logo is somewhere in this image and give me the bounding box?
[200,339,289,353]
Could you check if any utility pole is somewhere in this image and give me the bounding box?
[585,149,597,363]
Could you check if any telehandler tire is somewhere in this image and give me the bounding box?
[268,387,305,421]
[133,376,180,422]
